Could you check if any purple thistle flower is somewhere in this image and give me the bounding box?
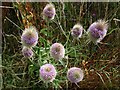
[50,43,65,60]
[88,20,108,44]
[92,13,96,17]
[39,64,57,82]
[22,46,33,58]
[43,3,56,20]
[71,24,83,39]
[67,67,84,83]
[21,26,38,47]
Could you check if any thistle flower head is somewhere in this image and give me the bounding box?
[50,43,65,60]
[22,46,33,58]
[43,3,55,20]
[21,26,38,47]
[67,67,84,83]
[71,24,83,38]
[88,20,108,44]
[39,64,57,82]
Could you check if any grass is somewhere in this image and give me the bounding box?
[2,1,120,90]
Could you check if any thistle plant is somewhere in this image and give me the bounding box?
[71,24,83,39]
[88,20,108,44]
[67,67,84,83]
[43,3,56,20]
[4,2,119,90]
[22,46,33,58]
[21,26,38,47]
[39,64,57,82]
[50,43,65,60]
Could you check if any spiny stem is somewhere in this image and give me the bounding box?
[5,17,23,31]
[54,14,68,39]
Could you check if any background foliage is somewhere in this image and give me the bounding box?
[2,2,120,90]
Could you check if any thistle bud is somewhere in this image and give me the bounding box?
[88,20,108,44]
[71,24,83,39]
[67,67,84,83]
[21,26,38,47]
[50,43,65,60]
[39,64,57,82]
[22,46,33,58]
[43,3,56,20]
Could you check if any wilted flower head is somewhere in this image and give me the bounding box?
[39,64,57,82]
[50,43,65,60]
[22,46,33,58]
[88,20,108,44]
[21,26,38,47]
[71,24,83,39]
[67,67,84,83]
[43,3,56,20]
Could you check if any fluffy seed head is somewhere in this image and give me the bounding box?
[43,3,55,20]
[21,26,38,47]
[39,64,57,82]
[22,46,33,58]
[71,24,83,38]
[88,20,108,44]
[67,67,84,83]
[50,43,65,60]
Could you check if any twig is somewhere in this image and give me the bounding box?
[96,71,109,90]
[113,18,120,22]
[0,6,14,9]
